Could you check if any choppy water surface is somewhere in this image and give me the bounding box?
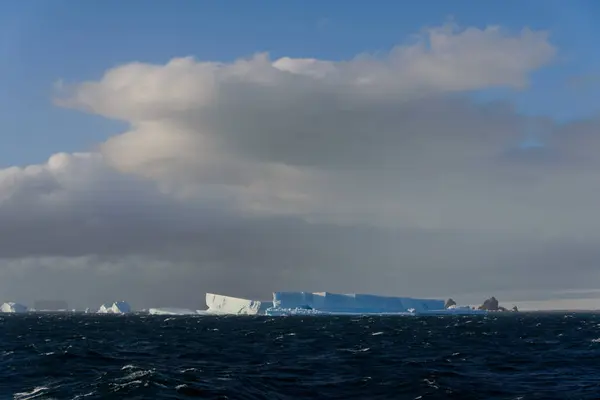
[2,313,600,399]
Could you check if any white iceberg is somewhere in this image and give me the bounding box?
[148,307,202,315]
[0,302,28,313]
[97,301,131,314]
[205,293,271,315]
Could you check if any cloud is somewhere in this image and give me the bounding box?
[57,23,554,120]
[4,22,600,309]
[53,23,558,226]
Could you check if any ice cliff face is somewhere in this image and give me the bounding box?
[272,292,445,314]
[205,293,270,315]
[0,302,28,313]
[97,301,131,314]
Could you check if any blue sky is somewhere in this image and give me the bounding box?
[1,0,599,167]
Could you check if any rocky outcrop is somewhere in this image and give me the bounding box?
[477,297,518,312]
[512,305,519,312]
[478,297,499,311]
[445,298,457,309]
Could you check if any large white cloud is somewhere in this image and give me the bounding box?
[4,22,600,309]
[53,23,560,227]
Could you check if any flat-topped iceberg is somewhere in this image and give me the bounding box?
[0,302,28,313]
[204,291,484,316]
[97,301,131,314]
[272,292,445,314]
[148,307,205,315]
[206,293,271,315]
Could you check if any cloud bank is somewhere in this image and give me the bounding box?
[2,23,599,309]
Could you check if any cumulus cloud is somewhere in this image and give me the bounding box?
[53,23,558,226]
[3,22,600,309]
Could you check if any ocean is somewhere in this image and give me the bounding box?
[2,313,600,399]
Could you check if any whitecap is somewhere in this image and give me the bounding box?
[340,347,371,353]
[72,392,95,399]
[120,370,153,381]
[14,386,49,400]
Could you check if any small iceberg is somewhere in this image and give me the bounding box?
[0,302,28,313]
[97,301,131,314]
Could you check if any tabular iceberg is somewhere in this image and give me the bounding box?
[272,292,445,314]
[201,290,496,316]
[202,291,485,316]
[205,293,272,315]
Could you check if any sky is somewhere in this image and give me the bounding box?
[2,1,600,310]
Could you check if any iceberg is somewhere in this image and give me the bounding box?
[203,291,489,316]
[148,307,203,315]
[97,301,131,314]
[0,302,28,313]
[205,293,271,315]
[272,292,445,314]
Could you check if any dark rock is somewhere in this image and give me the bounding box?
[478,296,500,311]
[512,305,519,312]
[445,298,457,309]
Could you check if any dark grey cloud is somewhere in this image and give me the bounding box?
[0,216,598,309]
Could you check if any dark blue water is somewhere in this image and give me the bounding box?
[2,313,600,399]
